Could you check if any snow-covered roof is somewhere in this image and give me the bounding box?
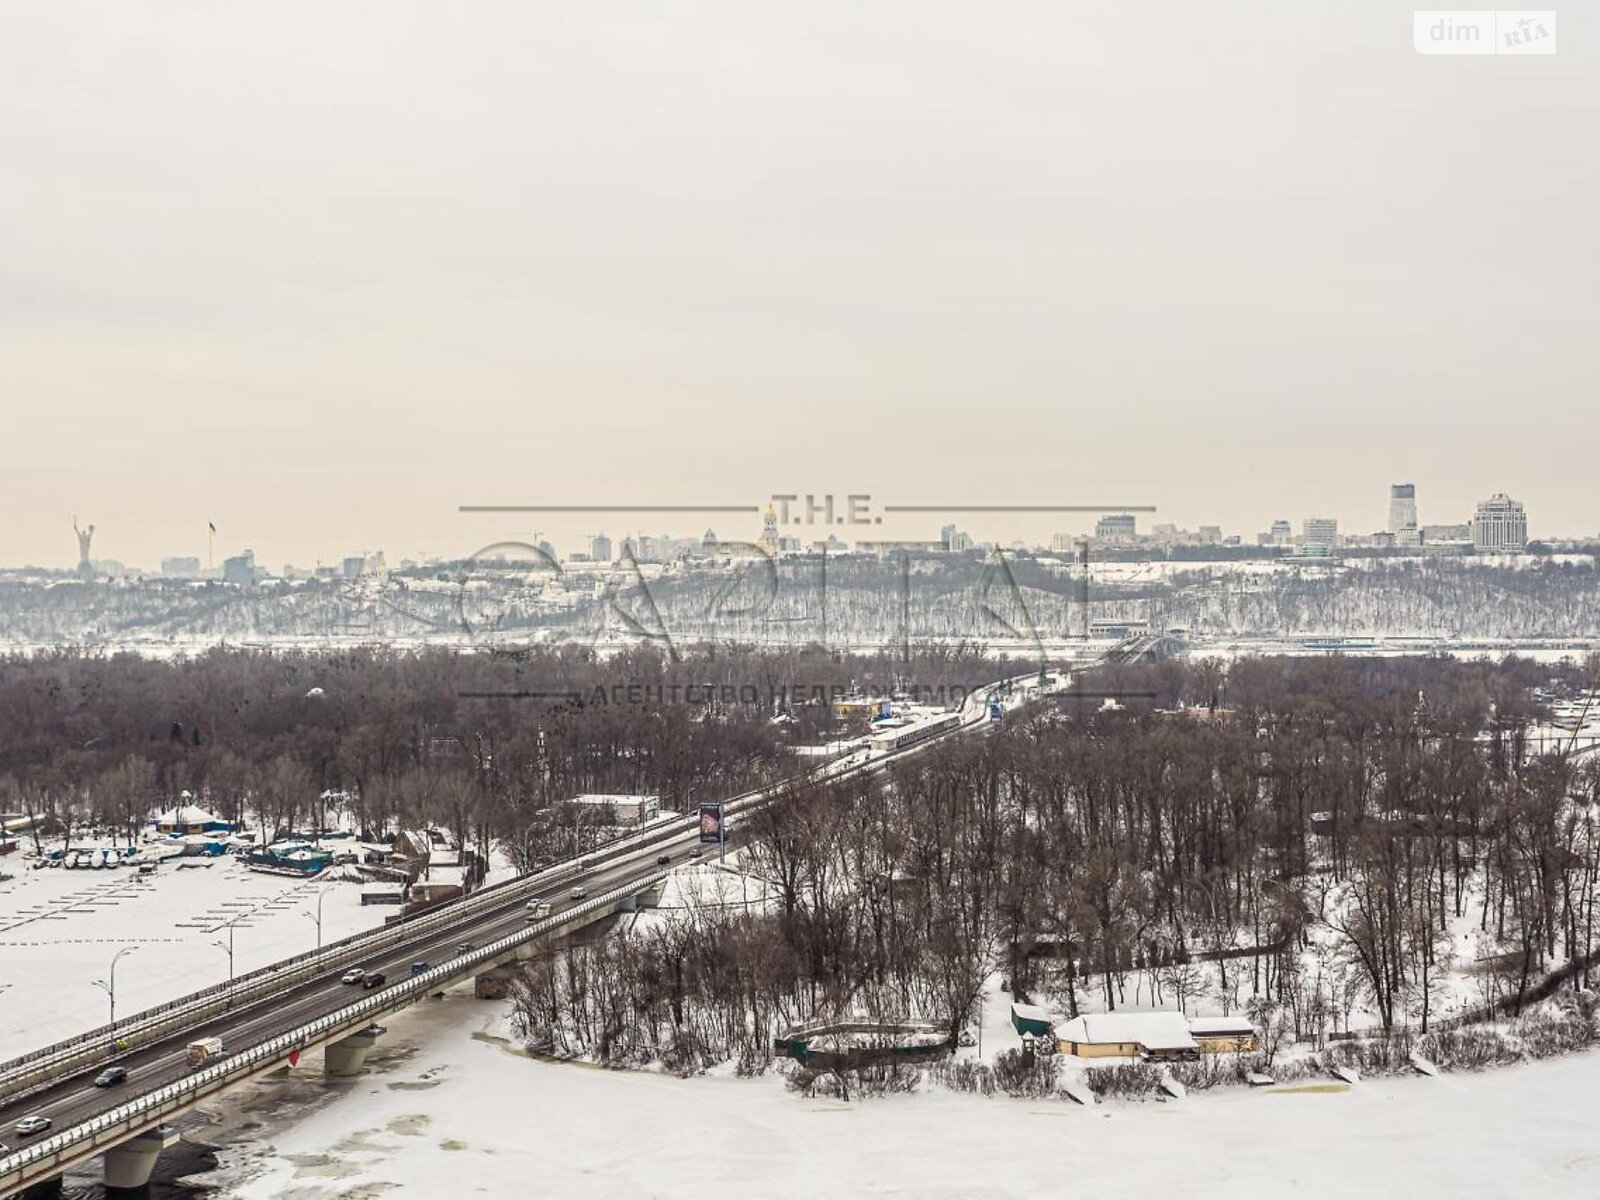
[1188,1016,1257,1036]
[1010,1002,1055,1024]
[1056,1011,1196,1051]
[155,803,223,825]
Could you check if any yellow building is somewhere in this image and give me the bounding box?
[1056,1012,1197,1061]
[1187,1016,1259,1054]
[1056,1012,1260,1060]
[832,697,890,720]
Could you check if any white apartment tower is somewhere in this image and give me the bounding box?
[1472,493,1528,553]
[1302,517,1339,553]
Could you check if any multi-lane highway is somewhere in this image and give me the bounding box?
[0,671,1057,1194]
[1,846,655,1133]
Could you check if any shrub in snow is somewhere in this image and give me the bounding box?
[735,1045,770,1077]
[1083,1063,1163,1100]
[661,1030,712,1077]
[1168,1056,1230,1091]
[930,1058,996,1096]
[1415,1026,1520,1072]
[1325,1032,1415,1078]
[1319,995,1600,1078]
[991,1048,1058,1098]
[786,1061,919,1099]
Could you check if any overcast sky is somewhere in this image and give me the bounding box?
[2,3,1595,570]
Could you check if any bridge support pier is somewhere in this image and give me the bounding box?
[324,1028,382,1078]
[475,965,520,999]
[102,1126,178,1194]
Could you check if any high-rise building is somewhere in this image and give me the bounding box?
[590,534,612,563]
[1302,517,1339,553]
[223,549,257,584]
[1389,484,1420,545]
[1094,513,1137,542]
[1472,493,1527,553]
[940,524,972,552]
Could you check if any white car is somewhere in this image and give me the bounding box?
[340,967,366,985]
[570,886,588,900]
[15,1115,51,1136]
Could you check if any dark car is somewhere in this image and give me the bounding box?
[409,960,429,976]
[93,1066,128,1088]
[362,971,386,989]
[655,854,672,866]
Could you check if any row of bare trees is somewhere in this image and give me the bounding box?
[0,642,999,855]
[515,652,1600,1066]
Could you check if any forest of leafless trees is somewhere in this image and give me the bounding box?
[5,643,1599,1074]
[511,652,1600,1071]
[0,641,996,859]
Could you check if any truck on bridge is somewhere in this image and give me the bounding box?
[185,1037,224,1070]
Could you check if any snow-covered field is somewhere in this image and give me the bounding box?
[185,982,1600,1200]
[0,858,388,1059]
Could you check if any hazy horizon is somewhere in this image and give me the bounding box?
[4,3,1596,570]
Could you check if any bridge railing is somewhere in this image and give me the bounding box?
[0,869,665,1197]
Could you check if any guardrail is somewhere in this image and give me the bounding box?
[0,870,664,1197]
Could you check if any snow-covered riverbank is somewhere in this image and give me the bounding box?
[186,982,1600,1200]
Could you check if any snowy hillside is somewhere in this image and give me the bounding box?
[2,554,1598,649]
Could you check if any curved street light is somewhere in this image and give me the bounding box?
[302,887,328,949]
[91,945,139,1025]
[212,912,247,981]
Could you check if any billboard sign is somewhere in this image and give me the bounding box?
[698,803,725,844]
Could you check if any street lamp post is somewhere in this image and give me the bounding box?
[213,916,243,981]
[303,887,328,949]
[92,945,139,1026]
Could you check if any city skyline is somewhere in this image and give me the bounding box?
[3,4,1597,570]
[42,483,1565,576]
